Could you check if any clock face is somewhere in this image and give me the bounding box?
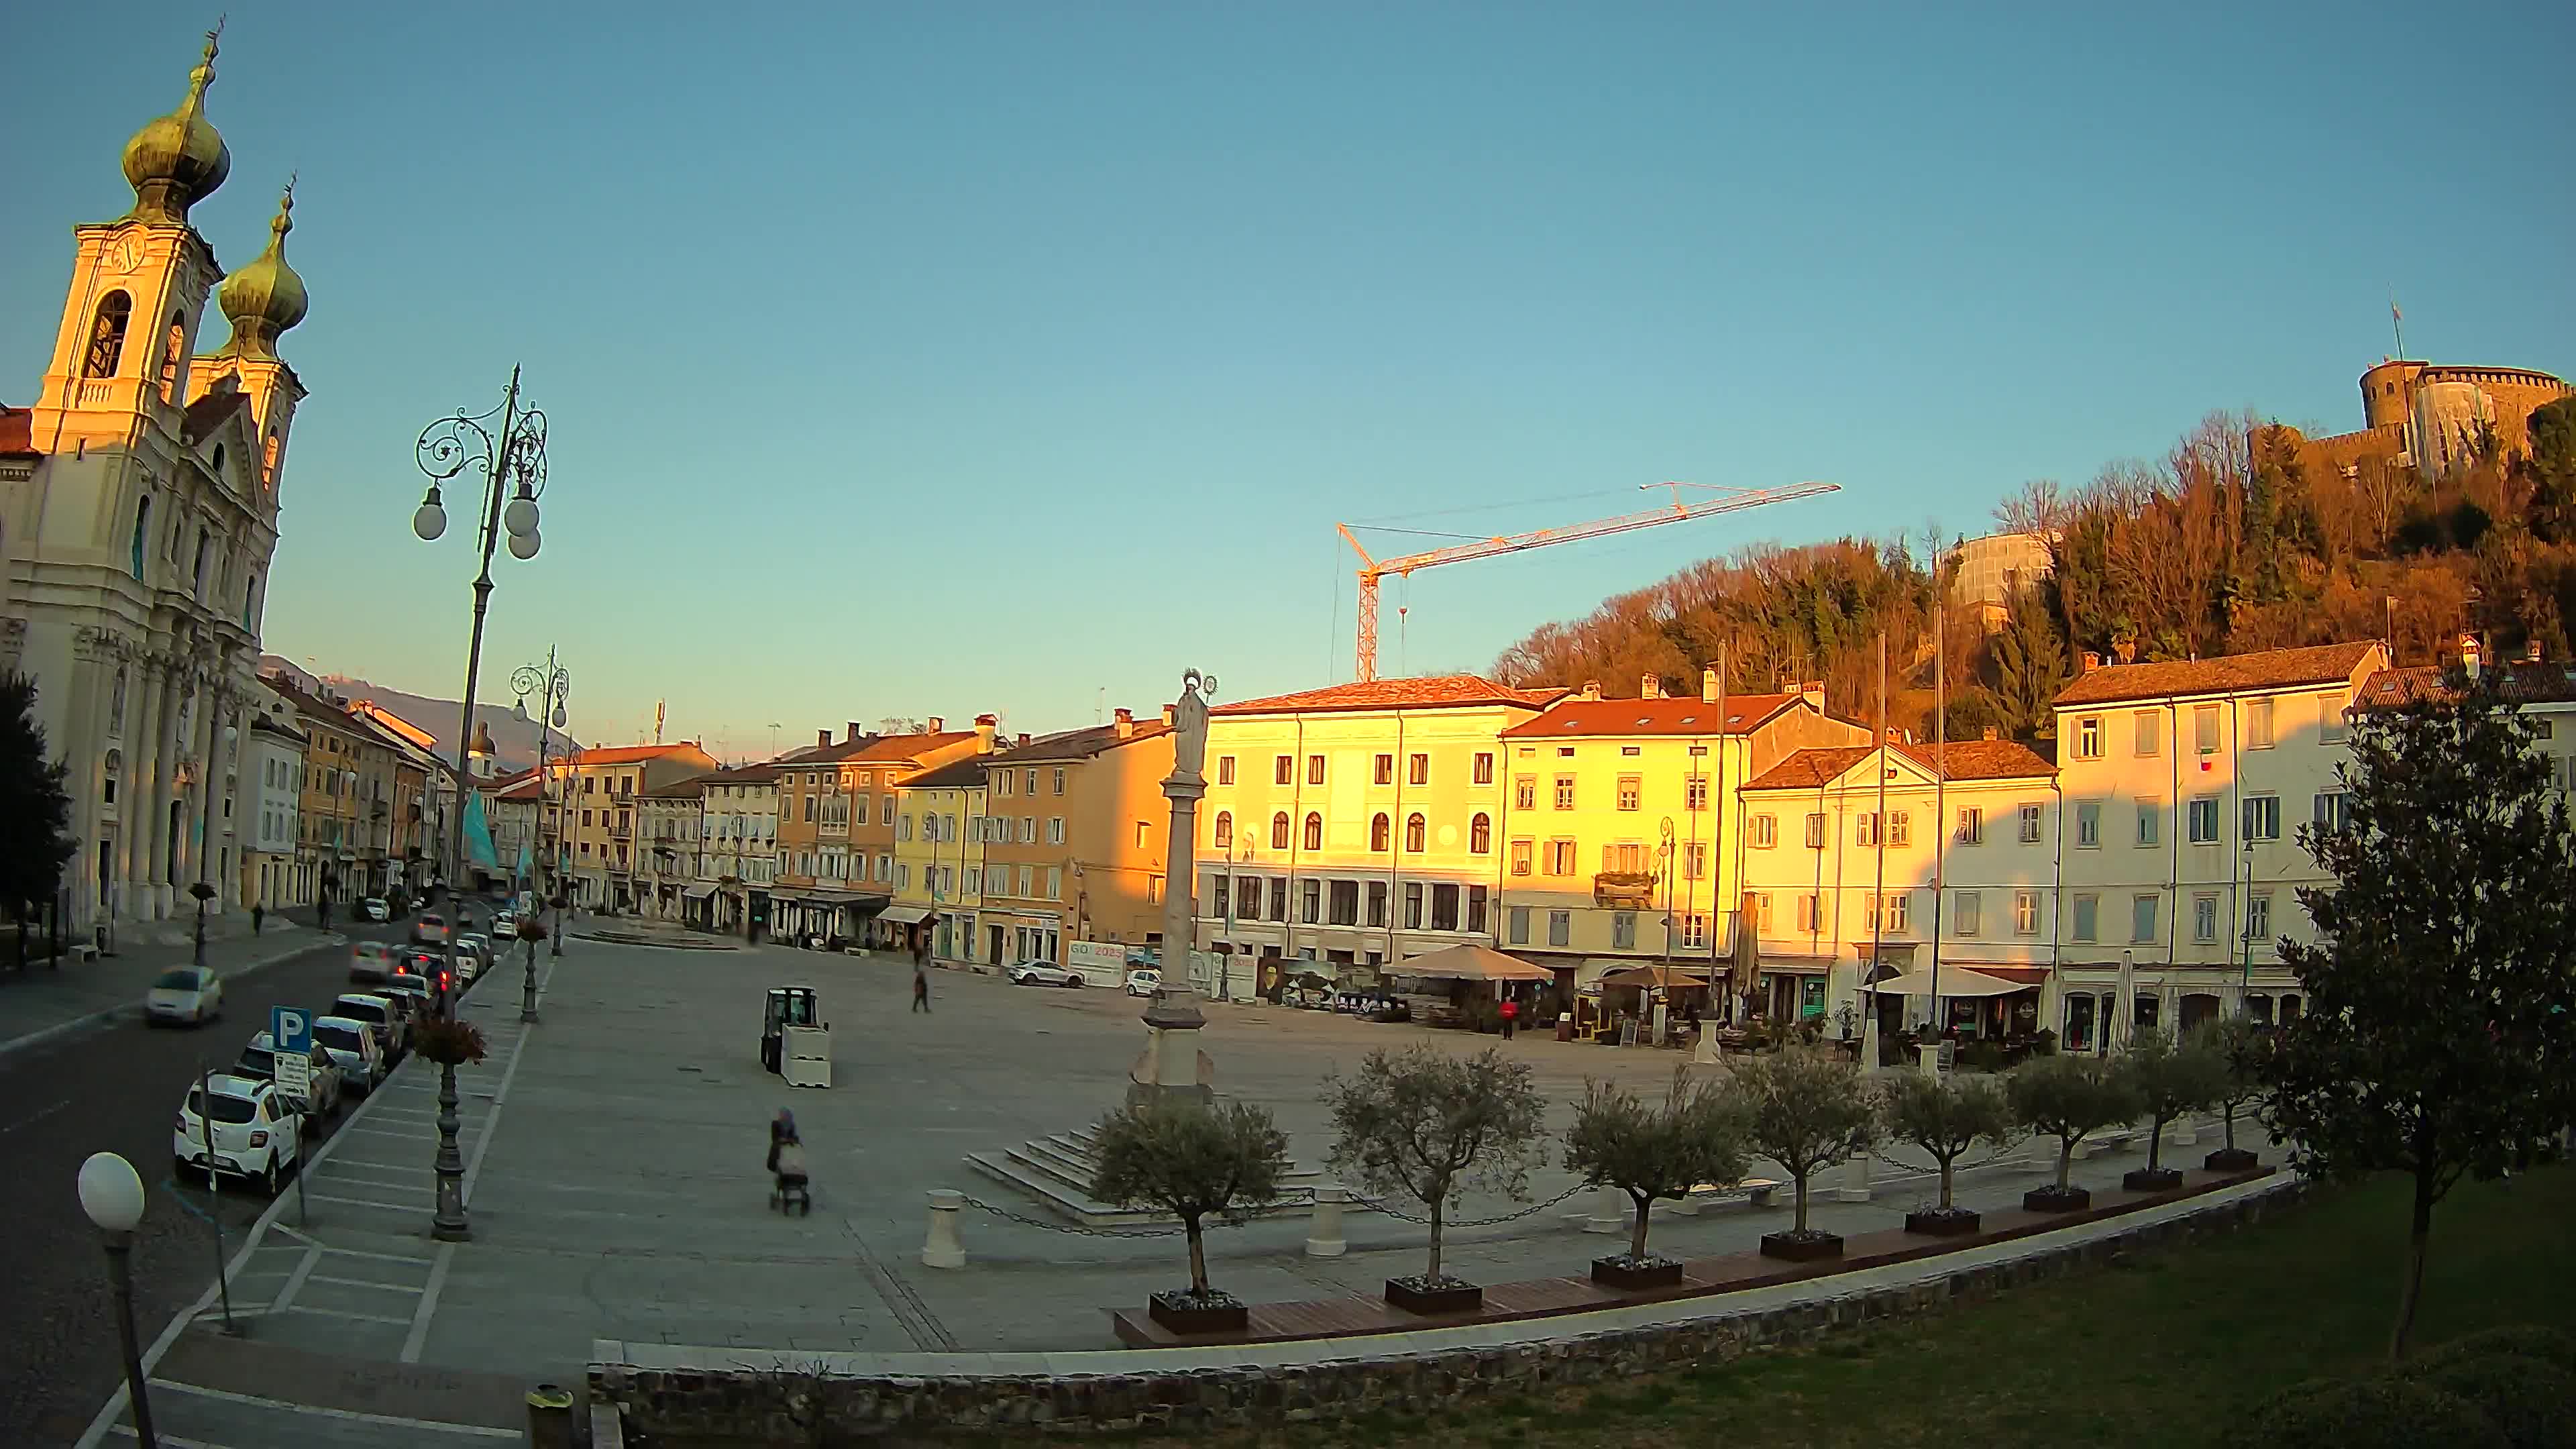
[107,233,144,274]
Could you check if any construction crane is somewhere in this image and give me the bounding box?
[1337,480,1841,682]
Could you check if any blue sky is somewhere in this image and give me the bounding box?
[7,2,2569,757]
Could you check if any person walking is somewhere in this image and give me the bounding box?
[1498,994,1519,1040]
[250,903,264,935]
[912,960,931,1014]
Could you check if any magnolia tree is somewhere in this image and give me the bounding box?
[1726,1048,1878,1241]
[1562,1066,1750,1264]
[2121,1026,2228,1179]
[1326,1044,1546,1287]
[2008,1053,2142,1205]
[1881,1071,2018,1218]
[1090,1099,1291,1305]
[2267,676,2576,1359]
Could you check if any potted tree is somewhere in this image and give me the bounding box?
[1089,1099,1292,1335]
[1562,1066,1750,1289]
[2007,1053,2142,1212]
[2118,1026,2227,1191]
[2196,1017,2268,1173]
[1727,1048,1879,1261]
[1326,1044,1546,1314]
[1882,1070,2018,1236]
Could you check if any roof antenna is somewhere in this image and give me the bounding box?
[2391,294,2405,359]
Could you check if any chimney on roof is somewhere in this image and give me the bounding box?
[1701,666,1719,704]
[847,722,864,743]
[817,729,830,749]
[1114,706,1134,740]
[925,717,944,734]
[1160,703,1177,728]
[1016,732,1030,747]
[2522,638,2542,665]
[1580,680,1601,702]
[974,713,998,749]
[2460,633,2482,682]
[2080,651,2101,674]
[1982,726,2000,741]
[1641,674,1662,700]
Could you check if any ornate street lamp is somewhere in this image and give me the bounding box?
[510,651,569,1023]
[413,368,548,967]
[78,1152,157,1448]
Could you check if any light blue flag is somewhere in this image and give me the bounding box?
[464,790,500,873]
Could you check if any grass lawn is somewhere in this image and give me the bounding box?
[1007,1165,2576,1449]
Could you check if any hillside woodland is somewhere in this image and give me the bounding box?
[1491,397,2576,745]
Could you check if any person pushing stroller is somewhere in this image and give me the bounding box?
[767,1108,812,1214]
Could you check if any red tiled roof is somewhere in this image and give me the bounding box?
[2358,663,2576,708]
[709,763,783,784]
[2053,641,2383,707]
[569,743,711,765]
[0,406,38,458]
[1744,739,2056,792]
[847,731,980,765]
[1214,675,1567,716]
[1500,693,1803,739]
[991,720,1173,761]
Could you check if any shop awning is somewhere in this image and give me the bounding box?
[1862,966,2030,998]
[682,884,716,901]
[1389,943,1552,981]
[1595,965,1712,989]
[879,905,934,925]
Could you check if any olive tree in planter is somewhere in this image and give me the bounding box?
[1562,1066,1750,1289]
[411,1015,488,1242]
[2118,1026,2228,1191]
[2007,1053,2142,1212]
[1326,1044,1546,1315]
[1882,1070,2019,1236]
[2196,1017,2269,1173]
[1089,1098,1291,1335]
[1727,1048,1879,1261]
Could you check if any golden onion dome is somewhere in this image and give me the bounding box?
[121,28,231,224]
[215,182,308,358]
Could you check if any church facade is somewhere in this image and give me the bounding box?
[0,30,313,932]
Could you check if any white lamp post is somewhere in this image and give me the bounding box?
[77,1152,157,1448]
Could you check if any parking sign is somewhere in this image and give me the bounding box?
[271,1005,313,1055]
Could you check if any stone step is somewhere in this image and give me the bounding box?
[964,1152,1333,1228]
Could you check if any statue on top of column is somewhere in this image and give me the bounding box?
[1171,668,1215,777]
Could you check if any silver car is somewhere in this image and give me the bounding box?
[311,1015,385,1095]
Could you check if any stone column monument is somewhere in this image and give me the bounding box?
[1130,668,1218,1108]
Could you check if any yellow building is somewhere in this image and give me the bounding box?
[1494,672,1868,994]
[1193,676,1563,994]
[979,709,1176,974]
[890,756,990,964]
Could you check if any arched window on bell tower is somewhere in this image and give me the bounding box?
[261,431,280,491]
[85,291,133,378]
[158,311,186,401]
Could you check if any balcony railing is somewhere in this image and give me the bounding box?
[1593,871,1656,908]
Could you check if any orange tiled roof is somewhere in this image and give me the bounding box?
[1214,675,1567,716]
[2358,663,2576,708]
[1744,739,2057,792]
[1500,692,1803,739]
[0,406,37,458]
[2053,641,2382,707]
[991,720,1173,761]
[568,742,710,765]
[847,730,979,764]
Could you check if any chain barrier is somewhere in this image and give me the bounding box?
[1352,1181,1589,1228]
[955,1194,1194,1238]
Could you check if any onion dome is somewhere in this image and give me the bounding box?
[121,28,231,224]
[214,183,307,359]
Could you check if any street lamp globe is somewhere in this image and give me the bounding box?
[413,488,448,542]
[551,704,568,729]
[78,1152,146,1234]
[502,490,539,539]
[507,528,541,561]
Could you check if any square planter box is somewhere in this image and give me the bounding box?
[2023,1185,2092,1214]
[1146,1291,1248,1336]
[2204,1147,2260,1173]
[2123,1167,2185,1193]
[1904,1208,1982,1237]
[1384,1277,1483,1316]
[1591,1256,1685,1291]
[1758,1231,1844,1263]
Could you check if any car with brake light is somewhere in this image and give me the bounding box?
[173,1075,301,1194]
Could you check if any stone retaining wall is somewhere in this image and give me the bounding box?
[594,1179,2309,1441]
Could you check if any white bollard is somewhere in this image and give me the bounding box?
[1584,1184,1628,1234]
[921,1188,967,1269]
[1304,1185,1348,1257]
[2171,1116,2198,1148]
[1834,1150,1872,1203]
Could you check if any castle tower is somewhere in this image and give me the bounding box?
[2359,359,2428,433]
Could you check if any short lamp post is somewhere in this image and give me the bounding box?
[517,916,548,1023]
[78,1152,158,1448]
[188,881,215,968]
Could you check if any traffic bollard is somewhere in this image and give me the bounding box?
[922,1189,966,1269]
[1303,1185,1348,1257]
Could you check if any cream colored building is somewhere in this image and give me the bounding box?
[1495,672,1867,994]
[1739,737,2059,1034]
[1,34,309,931]
[890,756,989,964]
[1192,676,1564,992]
[237,680,305,912]
[636,773,707,920]
[691,762,779,935]
[2049,640,2387,1048]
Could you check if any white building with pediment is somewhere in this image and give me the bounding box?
[0,30,312,930]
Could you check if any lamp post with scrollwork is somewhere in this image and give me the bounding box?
[412,368,548,920]
[511,651,569,1021]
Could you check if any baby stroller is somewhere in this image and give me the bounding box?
[767,1110,812,1216]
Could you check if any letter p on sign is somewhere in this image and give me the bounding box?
[272,1005,312,1055]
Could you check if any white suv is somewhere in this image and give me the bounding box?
[174,1075,301,1195]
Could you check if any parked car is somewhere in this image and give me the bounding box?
[1123,967,1162,998]
[234,1032,345,1125]
[381,977,436,1027]
[311,1015,384,1095]
[349,942,400,985]
[454,934,492,981]
[144,966,224,1026]
[409,911,450,947]
[492,912,518,942]
[396,947,444,984]
[358,897,391,922]
[174,1075,301,1194]
[1007,959,1087,988]
[332,993,407,1063]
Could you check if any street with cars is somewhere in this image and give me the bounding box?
[0,901,502,1445]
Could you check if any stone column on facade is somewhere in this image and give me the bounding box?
[136,658,180,921]
[170,671,209,905]
[1130,669,1215,1109]
[65,633,109,928]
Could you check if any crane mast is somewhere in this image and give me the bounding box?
[1338,480,1841,682]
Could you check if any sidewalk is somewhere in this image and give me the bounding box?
[0,914,343,1059]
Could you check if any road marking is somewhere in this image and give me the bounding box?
[108,1428,237,1448]
[401,1242,455,1362]
[282,1303,417,1326]
[321,1155,433,1171]
[305,1192,415,1213]
[309,1273,426,1294]
[1,1099,71,1134]
[267,1246,321,1313]
[144,1381,519,1437]
[267,1226,433,1266]
[343,1124,444,1138]
[460,988,543,1208]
